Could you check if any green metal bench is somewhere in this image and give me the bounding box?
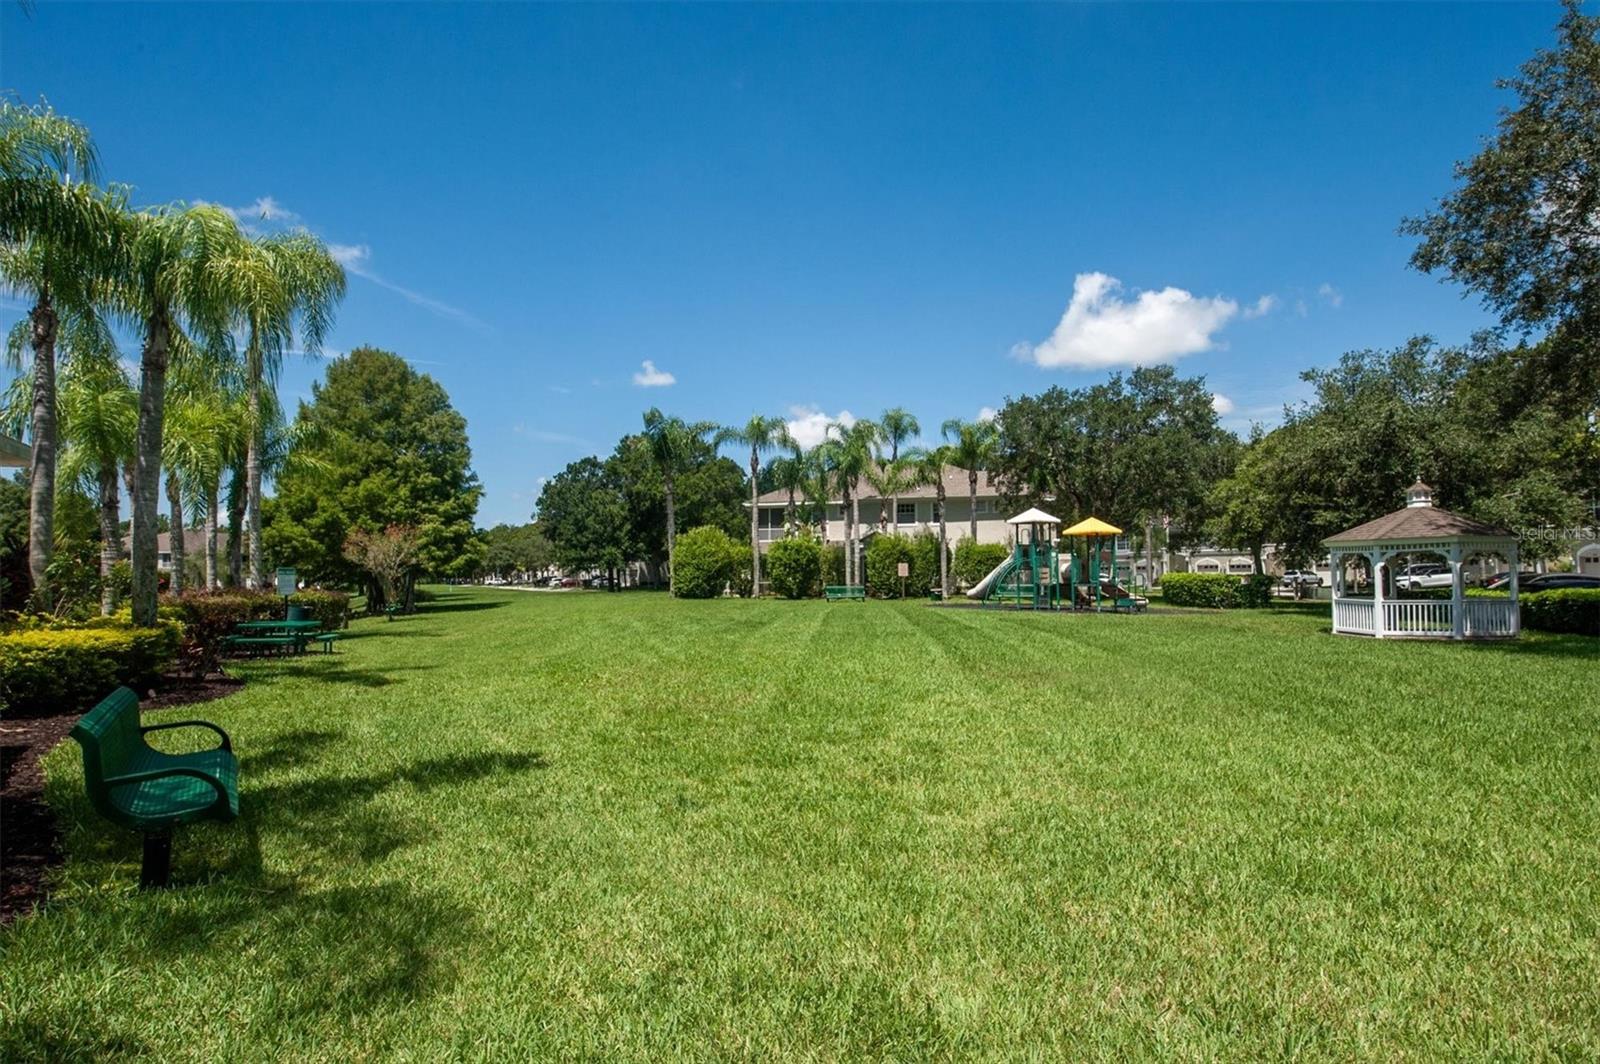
[823,585,866,601]
[313,632,343,653]
[69,686,240,889]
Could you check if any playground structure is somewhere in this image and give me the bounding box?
[966,510,1148,612]
[966,509,1064,609]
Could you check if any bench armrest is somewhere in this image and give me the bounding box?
[102,766,230,804]
[141,720,232,752]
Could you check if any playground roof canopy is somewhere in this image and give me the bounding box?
[1062,517,1122,537]
[1007,507,1060,525]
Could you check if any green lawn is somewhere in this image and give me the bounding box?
[3,589,1597,1059]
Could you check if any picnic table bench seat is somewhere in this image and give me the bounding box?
[69,686,240,888]
[823,585,866,601]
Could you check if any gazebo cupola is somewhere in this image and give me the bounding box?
[1323,481,1520,640]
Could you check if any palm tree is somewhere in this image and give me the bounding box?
[800,444,832,545]
[906,446,953,598]
[1,319,134,614]
[116,203,248,625]
[827,420,880,586]
[163,341,239,593]
[717,415,789,595]
[878,407,920,530]
[767,454,807,530]
[942,418,997,541]
[221,232,344,589]
[0,100,113,605]
[640,408,716,594]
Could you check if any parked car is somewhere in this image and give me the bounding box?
[1280,570,1322,588]
[1395,563,1451,590]
[1482,570,1535,590]
[1487,572,1600,592]
[546,576,565,589]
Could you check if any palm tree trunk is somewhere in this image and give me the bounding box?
[227,467,245,587]
[749,447,761,595]
[889,441,899,536]
[26,293,58,604]
[204,479,220,589]
[130,312,170,627]
[665,469,677,595]
[245,345,264,589]
[98,465,120,616]
[851,485,861,587]
[937,484,949,598]
[166,471,184,594]
[965,469,977,541]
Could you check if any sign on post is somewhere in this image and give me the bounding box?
[896,562,909,578]
[275,567,298,597]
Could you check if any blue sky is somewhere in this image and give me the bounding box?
[0,2,1564,526]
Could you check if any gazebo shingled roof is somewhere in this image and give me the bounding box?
[1323,506,1513,545]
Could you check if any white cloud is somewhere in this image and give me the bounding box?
[1211,393,1236,416]
[977,406,998,422]
[1242,294,1277,319]
[783,405,854,449]
[1016,272,1240,369]
[631,360,676,388]
[1317,283,1343,308]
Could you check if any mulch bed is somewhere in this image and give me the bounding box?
[0,674,243,924]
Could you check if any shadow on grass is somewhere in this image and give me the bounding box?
[1452,633,1598,661]
[243,662,441,689]
[415,598,509,615]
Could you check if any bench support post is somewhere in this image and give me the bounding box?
[140,831,173,890]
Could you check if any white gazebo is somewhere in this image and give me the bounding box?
[1324,481,1520,639]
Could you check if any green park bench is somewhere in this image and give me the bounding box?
[69,686,240,889]
[823,585,866,602]
[314,632,343,653]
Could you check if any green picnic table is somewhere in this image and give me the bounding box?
[229,619,324,655]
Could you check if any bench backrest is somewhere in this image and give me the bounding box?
[70,687,144,809]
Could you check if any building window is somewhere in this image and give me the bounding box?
[897,502,916,525]
[974,499,993,515]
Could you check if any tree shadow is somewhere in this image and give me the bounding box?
[243,663,441,689]
[1452,633,1598,661]
[415,598,509,615]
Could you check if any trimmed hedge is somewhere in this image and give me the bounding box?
[1469,587,1599,636]
[767,537,824,599]
[864,533,942,598]
[1159,572,1273,609]
[953,539,1009,590]
[0,621,182,716]
[672,526,740,599]
[162,590,281,676]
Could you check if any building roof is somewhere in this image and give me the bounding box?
[754,464,994,506]
[1,432,28,468]
[122,528,212,554]
[1323,504,1515,545]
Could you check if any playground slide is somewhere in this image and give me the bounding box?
[965,556,1015,600]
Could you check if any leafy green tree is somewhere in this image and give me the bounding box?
[263,347,483,604]
[905,445,953,597]
[1404,1,1600,356]
[820,419,880,586]
[482,522,554,580]
[717,414,788,594]
[941,417,996,540]
[534,456,630,579]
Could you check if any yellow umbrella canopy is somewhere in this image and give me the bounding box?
[1062,517,1122,537]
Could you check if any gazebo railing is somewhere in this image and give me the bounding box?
[1333,599,1376,635]
[1382,600,1453,636]
[1463,597,1517,638]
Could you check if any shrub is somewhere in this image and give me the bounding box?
[824,544,846,586]
[729,542,755,598]
[672,525,739,599]
[162,590,281,676]
[0,621,181,716]
[768,537,824,599]
[1159,572,1272,609]
[1519,588,1600,635]
[953,539,1008,589]
[290,588,352,629]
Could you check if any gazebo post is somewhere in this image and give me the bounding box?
[1449,545,1464,640]
[1508,543,1521,637]
[1370,550,1385,638]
